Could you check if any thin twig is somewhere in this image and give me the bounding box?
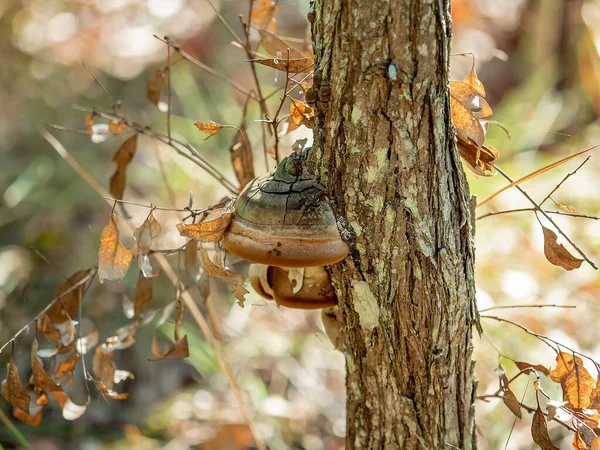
[479,304,576,313]
[202,0,244,45]
[540,156,591,207]
[494,165,597,270]
[477,208,600,221]
[166,36,172,144]
[82,61,120,109]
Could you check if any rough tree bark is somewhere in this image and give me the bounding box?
[309,0,478,448]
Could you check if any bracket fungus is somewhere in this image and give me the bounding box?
[249,264,337,310]
[223,153,349,268]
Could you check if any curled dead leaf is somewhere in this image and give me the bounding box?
[250,0,278,31]
[109,135,138,200]
[150,335,189,360]
[31,339,61,392]
[230,123,254,190]
[463,65,486,98]
[134,272,153,315]
[194,121,224,139]
[542,226,583,271]
[531,405,559,450]
[289,99,314,131]
[258,30,303,59]
[134,210,161,254]
[250,57,314,73]
[502,387,522,418]
[1,361,30,414]
[147,65,168,106]
[13,407,43,427]
[176,207,234,242]
[514,361,550,376]
[98,215,133,283]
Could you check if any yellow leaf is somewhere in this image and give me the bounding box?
[194,121,224,139]
[98,215,133,283]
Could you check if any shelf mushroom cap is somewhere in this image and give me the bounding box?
[223,156,349,268]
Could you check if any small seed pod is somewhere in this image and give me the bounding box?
[249,264,337,309]
[223,155,349,268]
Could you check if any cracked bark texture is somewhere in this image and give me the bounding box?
[309,0,478,448]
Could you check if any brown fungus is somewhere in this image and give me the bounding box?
[249,264,338,310]
[223,154,349,268]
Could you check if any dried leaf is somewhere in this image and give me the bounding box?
[109,121,127,135]
[1,361,30,414]
[85,114,94,132]
[457,140,498,177]
[134,210,161,254]
[502,388,522,418]
[250,57,314,73]
[232,283,250,308]
[562,365,595,408]
[463,65,486,97]
[250,0,278,31]
[546,400,569,422]
[450,96,485,148]
[532,405,559,450]
[289,99,314,129]
[31,339,61,392]
[93,347,116,390]
[574,432,589,450]
[185,240,201,283]
[134,272,153,315]
[13,407,42,427]
[557,203,576,213]
[147,65,168,106]
[98,215,133,283]
[550,353,583,382]
[514,361,550,376]
[591,438,600,450]
[95,380,130,400]
[150,335,189,360]
[542,226,583,271]
[230,124,254,190]
[40,268,95,346]
[258,30,303,59]
[109,135,138,200]
[194,121,224,139]
[176,207,234,242]
[450,81,493,119]
[198,247,244,285]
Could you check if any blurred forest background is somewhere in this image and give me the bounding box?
[1,0,600,448]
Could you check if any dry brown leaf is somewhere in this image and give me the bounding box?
[450,81,493,119]
[176,207,234,242]
[109,135,138,200]
[31,339,61,392]
[250,0,278,31]
[477,146,598,208]
[557,203,576,213]
[76,330,99,355]
[450,96,485,148]
[93,346,116,390]
[289,99,314,129]
[591,438,600,450]
[549,353,583,382]
[250,57,314,73]
[134,272,153,315]
[457,141,498,177]
[134,210,161,254]
[562,365,595,408]
[194,121,224,139]
[502,388,522,418]
[514,361,550,376]
[13,407,43,427]
[463,65,486,98]
[147,65,167,106]
[230,124,254,190]
[95,380,130,400]
[40,268,95,346]
[542,226,583,271]
[150,335,189,360]
[258,30,303,59]
[198,247,247,307]
[85,114,95,132]
[109,121,127,135]
[1,361,30,414]
[98,215,133,283]
[532,405,559,450]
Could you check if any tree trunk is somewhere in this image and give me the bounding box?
[309,0,478,448]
